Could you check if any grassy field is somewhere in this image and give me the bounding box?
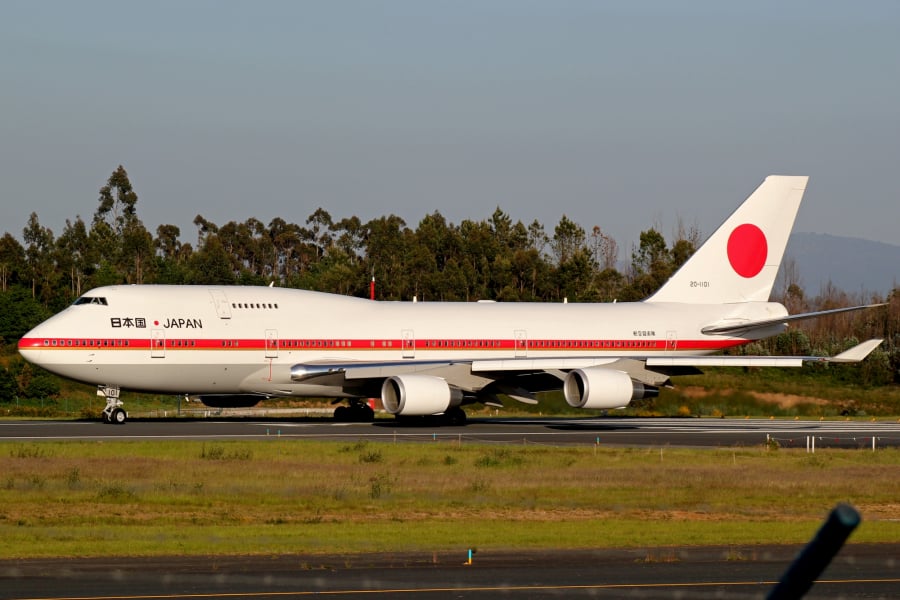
[3,361,898,420]
[1,440,898,559]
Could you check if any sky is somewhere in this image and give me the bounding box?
[1,0,899,254]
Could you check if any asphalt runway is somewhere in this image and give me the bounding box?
[2,416,900,449]
[3,545,899,599]
[3,417,899,598]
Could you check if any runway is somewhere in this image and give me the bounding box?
[1,416,899,449]
[3,545,899,599]
[2,417,899,598]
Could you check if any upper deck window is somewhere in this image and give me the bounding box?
[73,296,108,306]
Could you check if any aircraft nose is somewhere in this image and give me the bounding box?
[18,327,47,363]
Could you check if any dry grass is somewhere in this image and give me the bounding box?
[1,440,898,557]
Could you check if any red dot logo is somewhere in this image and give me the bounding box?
[727,224,767,278]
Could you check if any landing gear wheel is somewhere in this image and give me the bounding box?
[98,386,124,425]
[443,407,467,426]
[333,405,350,422]
[335,403,375,422]
[111,407,127,425]
[350,403,375,422]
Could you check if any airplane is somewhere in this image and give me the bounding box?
[18,175,884,425]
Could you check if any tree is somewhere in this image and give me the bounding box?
[56,217,94,298]
[459,219,497,299]
[527,220,549,256]
[23,212,55,302]
[305,208,334,263]
[218,218,265,278]
[625,228,671,300]
[631,228,668,277]
[155,224,183,261]
[153,224,192,284]
[89,166,154,284]
[551,215,586,265]
[193,214,219,247]
[0,233,25,292]
[188,236,235,284]
[0,287,52,345]
[363,215,409,300]
[554,248,598,302]
[0,365,17,402]
[333,216,364,263]
[269,217,302,283]
[121,217,154,284]
[670,217,700,271]
[15,362,60,399]
[590,226,618,272]
[94,165,138,232]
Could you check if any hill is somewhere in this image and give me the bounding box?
[782,233,899,297]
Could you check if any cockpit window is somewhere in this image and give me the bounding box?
[73,296,108,306]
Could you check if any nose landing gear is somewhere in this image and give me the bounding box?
[98,386,126,424]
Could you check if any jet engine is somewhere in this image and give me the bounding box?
[197,394,263,408]
[563,368,657,410]
[381,374,463,416]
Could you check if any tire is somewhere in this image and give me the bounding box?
[111,407,126,425]
[444,407,467,426]
[349,403,375,422]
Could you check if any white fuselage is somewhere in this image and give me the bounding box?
[18,285,788,397]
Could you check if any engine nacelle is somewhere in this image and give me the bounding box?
[381,375,463,416]
[563,368,657,410]
[197,394,263,408]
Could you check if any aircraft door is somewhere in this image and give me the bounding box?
[515,330,527,358]
[666,330,678,354]
[265,329,278,358]
[402,329,415,359]
[209,289,232,319]
[151,329,166,358]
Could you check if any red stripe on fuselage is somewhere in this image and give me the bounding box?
[18,337,748,353]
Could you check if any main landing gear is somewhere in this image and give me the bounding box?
[393,407,468,426]
[333,400,376,422]
[98,386,127,425]
[442,406,467,426]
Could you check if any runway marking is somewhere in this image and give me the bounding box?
[2,418,898,448]
[15,578,900,599]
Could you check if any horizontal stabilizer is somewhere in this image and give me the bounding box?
[830,339,884,363]
[647,339,883,368]
[700,304,886,336]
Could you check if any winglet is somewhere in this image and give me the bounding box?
[828,339,883,363]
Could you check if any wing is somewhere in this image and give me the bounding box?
[288,339,884,414]
[647,338,884,367]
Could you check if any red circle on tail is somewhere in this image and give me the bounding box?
[727,224,767,278]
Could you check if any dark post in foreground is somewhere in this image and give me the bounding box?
[767,503,861,600]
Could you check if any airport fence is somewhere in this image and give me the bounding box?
[766,433,900,451]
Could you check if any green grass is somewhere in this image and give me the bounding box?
[1,440,898,558]
[662,367,900,416]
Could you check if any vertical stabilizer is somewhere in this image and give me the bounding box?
[646,175,808,304]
